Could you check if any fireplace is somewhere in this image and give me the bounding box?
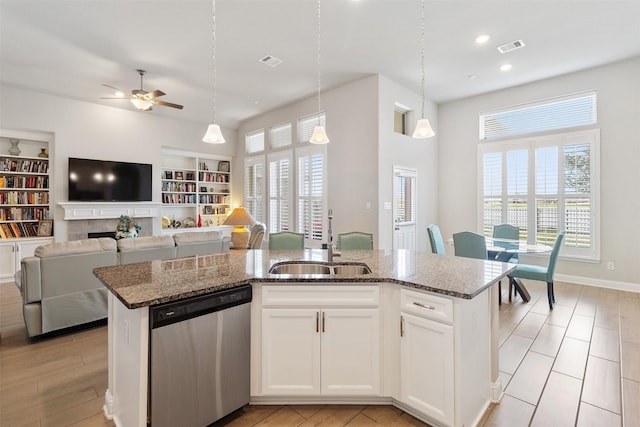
[88,231,116,239]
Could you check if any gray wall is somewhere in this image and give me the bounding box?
[438,57,640,287]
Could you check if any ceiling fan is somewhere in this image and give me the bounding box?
[101,69,184,111]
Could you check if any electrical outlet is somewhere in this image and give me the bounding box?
[607,261,615,271]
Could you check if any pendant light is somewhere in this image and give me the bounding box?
[412,0,435,139]
[309,0,329,144]
[203,0,226,144]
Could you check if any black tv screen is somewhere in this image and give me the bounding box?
[68,157,152,202]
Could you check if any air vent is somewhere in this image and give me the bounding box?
[497,39,525,54]
[259,55,283,68]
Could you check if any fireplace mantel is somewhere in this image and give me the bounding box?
[58,202,161,220]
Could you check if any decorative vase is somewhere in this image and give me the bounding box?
[197,214,202,228]
[38,148,49,158]
[8,139,21,156]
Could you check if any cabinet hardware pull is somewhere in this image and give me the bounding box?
[316,312,319,333]
[413,302,435,310]
[400,315,404,337]
[322,311,325,333]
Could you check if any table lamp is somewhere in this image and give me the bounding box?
[223,207,257,249]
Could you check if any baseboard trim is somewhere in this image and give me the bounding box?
[556,274,640,293]
[490,376,504,403]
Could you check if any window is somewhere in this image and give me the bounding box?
[245,130,265,154]
[296,145,326,245]
[244,156,265,224]
[394,108,408,135]
[269,123,292,149]
[479,129,599,260]
[395,172,416,224]
[480,91,597,140]
[268,151,292,233]
[298,112,326,143]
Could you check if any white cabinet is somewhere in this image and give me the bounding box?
[260,285,380,396]
[0,237,53,282]
[401,312,454,426]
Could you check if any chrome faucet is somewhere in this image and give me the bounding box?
[327,208,340,261]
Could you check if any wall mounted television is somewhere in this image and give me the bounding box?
[68,157,153,202]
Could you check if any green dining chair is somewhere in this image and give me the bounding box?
[337,231,373,250]
[508,231,565,310]
[427,224,446,255]
[452,231,488,260]
[268,231,304,250]
[492,224,520,263]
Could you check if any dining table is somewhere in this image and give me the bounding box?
[485,237,553,302]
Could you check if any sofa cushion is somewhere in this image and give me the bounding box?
[35,237,117,258]
[173,231,223,245]
[117,235,175,252]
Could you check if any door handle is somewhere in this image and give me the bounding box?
[322,311,325,333]
[316,312,319,333]
[413,302,435,310]
[400,315,404,337]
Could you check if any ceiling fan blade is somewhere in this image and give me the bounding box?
[100,97,132,100]
[144,90,166,99]
[153,100,184,110]
[102,83,131,95]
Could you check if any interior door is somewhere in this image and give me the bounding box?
[393,167,417,251]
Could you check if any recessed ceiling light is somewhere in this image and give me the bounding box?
[475,34,490,45]
[500,64,513,72]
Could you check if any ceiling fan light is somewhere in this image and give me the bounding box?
[131,98,153,110]
[412,118,435,139]
[309,125,329,144]
[203,124,226,144]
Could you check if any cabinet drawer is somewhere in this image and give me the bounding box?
[400,288,453,324]
[262,285,379,307]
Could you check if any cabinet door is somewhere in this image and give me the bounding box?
[261,308,320,395]
[321,308,380,395]
[0,243,17,281]
[401,312,454,426]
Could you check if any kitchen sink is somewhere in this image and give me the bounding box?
[268,262,372,275]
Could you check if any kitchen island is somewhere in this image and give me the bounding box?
[95,249,514,427]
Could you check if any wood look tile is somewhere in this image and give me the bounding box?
[360,406,402,424]
[576,402,621,427]
[299,405,365,426]
[553,337,590,380]
[581,356,621,414]
[504,351,554,405]
[499,334,534,375]
[590,326,620,362]
[565,314,595,342]
[530,323,565,357]
[545,304,574,328]
[530,372,582,427]
[223,405,283,426]
[621,340,640,382]
[499,371,513,389]
[595,304,620,330]
[482,394,535,427]
[254,407,306,426]
[344,413,379,426]
[290,405,326,419]
[574,298,597,317]
[622,379,640,427]
[512,312,548,339]
[621,316,640,344]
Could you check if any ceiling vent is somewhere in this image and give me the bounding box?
[259,55,283,68]
[497,40,525,54]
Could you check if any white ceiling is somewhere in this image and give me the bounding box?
[2,0,639,129]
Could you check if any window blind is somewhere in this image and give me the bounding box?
[244,156,264,223]
[296,146,325,242]
[480,91,596,140]
[297,113,326,144]
[395,174,416,224]
[270,123,292,149]
[245,130,265,154]
[268,151,292,233]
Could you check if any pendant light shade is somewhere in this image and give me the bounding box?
[309,0,329,145]
[203,0,225,144]
[412,118,435,139]
[203,124,226,144]
[310,125,329,144]
[413,0,435,140]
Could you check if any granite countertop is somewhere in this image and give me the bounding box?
[93,249,516,309]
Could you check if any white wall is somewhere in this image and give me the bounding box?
[0,84,237,240]
[438,57,640,287]
[236,75,380,245]
[377,75,438,252]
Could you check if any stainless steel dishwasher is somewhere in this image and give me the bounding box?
[149,284,252,427]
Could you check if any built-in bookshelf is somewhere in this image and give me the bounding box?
[161,149,231,231]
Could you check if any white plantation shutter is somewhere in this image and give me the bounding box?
[296,145,326,245]
[298,113,326,143]
[244,156,265,223]
[480,91,596,140]
[246,130,265,154]
[270,123,292,149]
[268,151,292,233]
[395,174,416,224]
[479,129,599,260]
